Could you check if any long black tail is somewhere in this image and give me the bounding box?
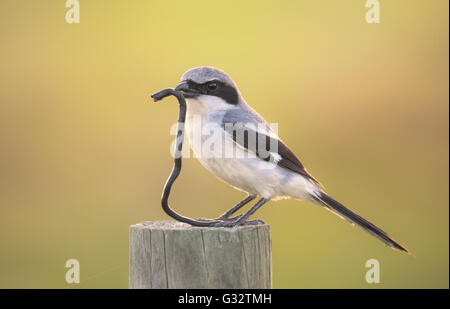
[314,192,411,254]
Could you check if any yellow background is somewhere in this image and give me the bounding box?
[0,0,448,288]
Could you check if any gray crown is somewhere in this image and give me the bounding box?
[180,66,238,88]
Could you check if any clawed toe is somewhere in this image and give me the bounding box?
[240,219,265,226]
[209,220,237,227]
[205,218,265,228]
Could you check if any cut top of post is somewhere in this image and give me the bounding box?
[130,220,272,289]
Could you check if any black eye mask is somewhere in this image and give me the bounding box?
[186,80,239,105]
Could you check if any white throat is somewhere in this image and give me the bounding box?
[186,95,237,117]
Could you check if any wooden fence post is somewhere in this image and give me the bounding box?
[129,220,272,289]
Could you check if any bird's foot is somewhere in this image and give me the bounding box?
[240,219,265,226]
[197,214,243,223]
[208,218,265,228]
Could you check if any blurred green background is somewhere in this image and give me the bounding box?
[0,0,448,288]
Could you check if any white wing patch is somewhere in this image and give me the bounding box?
[270,152,282,163]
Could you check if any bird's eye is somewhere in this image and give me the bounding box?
[207,82,217,91]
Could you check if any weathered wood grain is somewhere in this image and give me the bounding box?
[129,220,272,289]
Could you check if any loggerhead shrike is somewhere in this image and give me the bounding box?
[173,66,409,253]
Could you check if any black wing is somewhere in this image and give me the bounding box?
[223,122,321,186]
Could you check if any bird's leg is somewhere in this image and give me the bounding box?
[196,194,256,222]
[217,194,256,220]
[211,198,269,227]
[233,197,269,225]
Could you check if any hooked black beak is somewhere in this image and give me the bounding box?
[175,81,200,98]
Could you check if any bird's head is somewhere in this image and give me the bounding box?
[175,66,241,105]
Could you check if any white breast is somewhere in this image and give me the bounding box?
[184,96,318,201]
